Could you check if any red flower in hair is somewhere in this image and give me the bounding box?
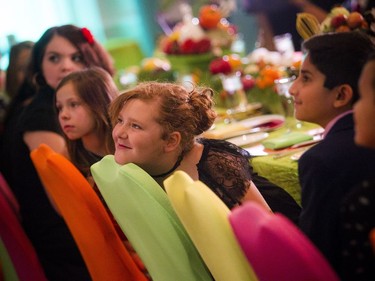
[81,27,95,44]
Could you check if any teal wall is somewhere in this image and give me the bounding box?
[97,0,160,57]
[0,0,258,69]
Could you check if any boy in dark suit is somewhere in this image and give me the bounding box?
[288,31,375,278]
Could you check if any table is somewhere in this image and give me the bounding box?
[248,120,322,205]
[251,152,301,204]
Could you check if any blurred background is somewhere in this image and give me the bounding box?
[0,0,259,70]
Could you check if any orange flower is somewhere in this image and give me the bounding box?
[260,66,281,81]
[224,54,242,71]
[199,5,222,29]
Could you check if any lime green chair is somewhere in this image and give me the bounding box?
[164,171,258,281]
[104,38,144,71]
[91,156,213,281]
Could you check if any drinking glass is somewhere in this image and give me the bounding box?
[274,76,301,132]
[220,71,249,122]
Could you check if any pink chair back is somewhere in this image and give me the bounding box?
[229,202,340,281]
[0,175,47,281]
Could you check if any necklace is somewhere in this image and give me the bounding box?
[150,154,184,178]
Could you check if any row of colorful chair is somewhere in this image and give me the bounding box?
[1,143,340,280]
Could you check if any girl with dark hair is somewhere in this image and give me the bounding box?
[55,67,117,177]
[1,25,114,280]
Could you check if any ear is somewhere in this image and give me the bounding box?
[164,132,181,153]
[333,84,353,108]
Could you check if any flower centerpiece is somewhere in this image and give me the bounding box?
[137,57,175,82]
[117,57,174,89]
[158,4,238,84]
[208,53,247,109]
[209,48,301,115]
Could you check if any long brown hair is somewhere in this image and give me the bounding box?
[56,67,118,175]
[5,41,34,99]
[27,24,115,88]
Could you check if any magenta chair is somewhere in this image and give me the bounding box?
[229,202,340,281]
[0,174,47,281]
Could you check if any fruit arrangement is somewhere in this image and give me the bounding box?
[297,7,372,40]
[321,7,368,33]
[296,12,321,39]
[159,4,237,56]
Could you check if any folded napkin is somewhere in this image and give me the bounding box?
[262,132,313,150]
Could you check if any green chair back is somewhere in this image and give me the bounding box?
[104,38,144,71]
[164,171,258,281]
[91,156,212,281]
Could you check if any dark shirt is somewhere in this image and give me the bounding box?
[298,113,375,278]
[8,85,91,281]
[0,81,35,186]
[340,178,375,281]
[197,138,301,224]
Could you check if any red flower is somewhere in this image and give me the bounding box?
[81,27,95,44]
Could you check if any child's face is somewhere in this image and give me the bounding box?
[112,98,169,173]
[354,60,375,149]
[56,81,96,141]
[289,54,339,128]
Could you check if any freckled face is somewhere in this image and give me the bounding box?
[112,99,169,172]
[354,60,375,148]
[289,54,337,128]
[42,35,86,89]
[56,82,96,141]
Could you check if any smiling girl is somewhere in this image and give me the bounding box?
[109,81,302,221]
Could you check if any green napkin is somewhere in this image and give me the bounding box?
[262,132,313,150]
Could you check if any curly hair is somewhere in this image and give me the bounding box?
[109,81,217,154]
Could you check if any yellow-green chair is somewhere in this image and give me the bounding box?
[91,156,213,281]
[104,38,144,71]
[164,171,258,281]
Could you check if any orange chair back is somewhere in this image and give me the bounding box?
[30,144,147,281]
